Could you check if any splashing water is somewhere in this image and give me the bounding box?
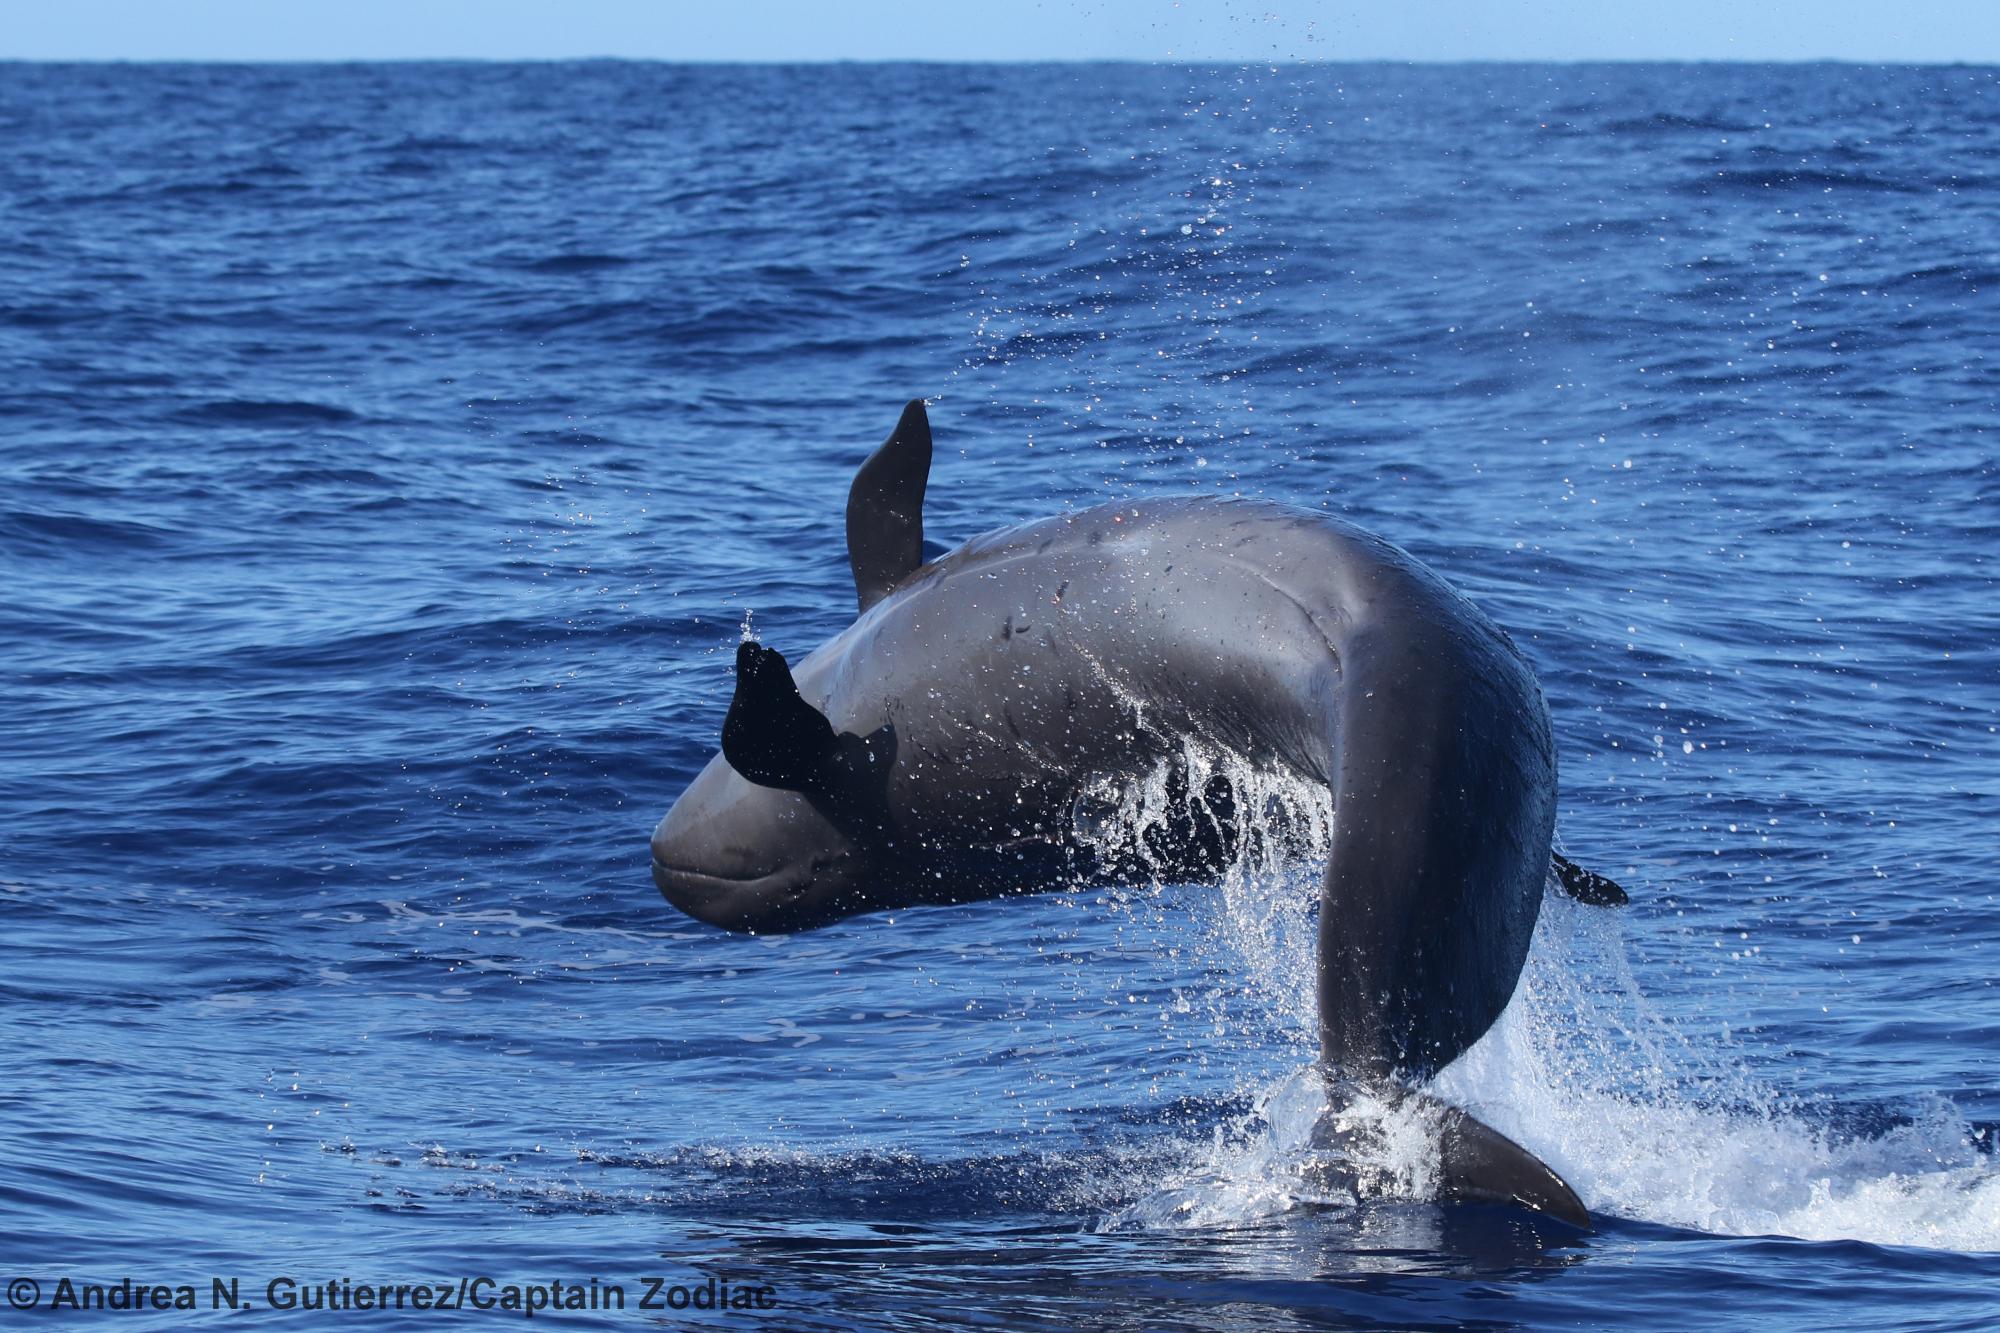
[1077,744,1454,1230]
[1071,739,1332,1039]
[1438,895,2000,1252]
[1107,844,2000,1252]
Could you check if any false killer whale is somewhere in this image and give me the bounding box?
[651,400,1626,1226]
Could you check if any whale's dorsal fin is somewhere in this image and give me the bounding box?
[846,399,932,612]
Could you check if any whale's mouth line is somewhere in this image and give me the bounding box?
[652,851,878,933]
[650,856,823,933]
[651,850,871,903]
[650,856,809,895]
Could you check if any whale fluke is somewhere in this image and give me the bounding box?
[846,398,932,612]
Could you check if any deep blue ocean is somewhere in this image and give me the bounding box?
[1,60,1996,1329]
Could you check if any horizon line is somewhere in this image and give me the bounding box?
[3,54,1996,68]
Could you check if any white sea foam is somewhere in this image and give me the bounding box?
[1096,792,1999,1253]
[1437,894,2000,1253]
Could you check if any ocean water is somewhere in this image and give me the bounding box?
[1,59,1996,1329]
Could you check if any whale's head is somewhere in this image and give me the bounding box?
[652,641,903,932]
[651,401,933,934]
[650,740,882,934]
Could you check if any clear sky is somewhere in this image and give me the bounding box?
[3,0,1996,64]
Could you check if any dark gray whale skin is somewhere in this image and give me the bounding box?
[651,401,1621,1226]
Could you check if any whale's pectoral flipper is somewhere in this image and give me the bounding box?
[723,641,838,792]
[722,641,896,828]
[847,398,933,612]
[1310,1084,1589,1228]
[1429,1094,1588,1226]
[1551,852,1629,906]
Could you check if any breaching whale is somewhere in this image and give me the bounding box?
[651,400,1626,1226]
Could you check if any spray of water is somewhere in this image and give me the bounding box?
[1084,749,2000,1252]
[1437,895,2000,1251]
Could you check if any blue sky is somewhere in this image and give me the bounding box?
[4,1,1996,63]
